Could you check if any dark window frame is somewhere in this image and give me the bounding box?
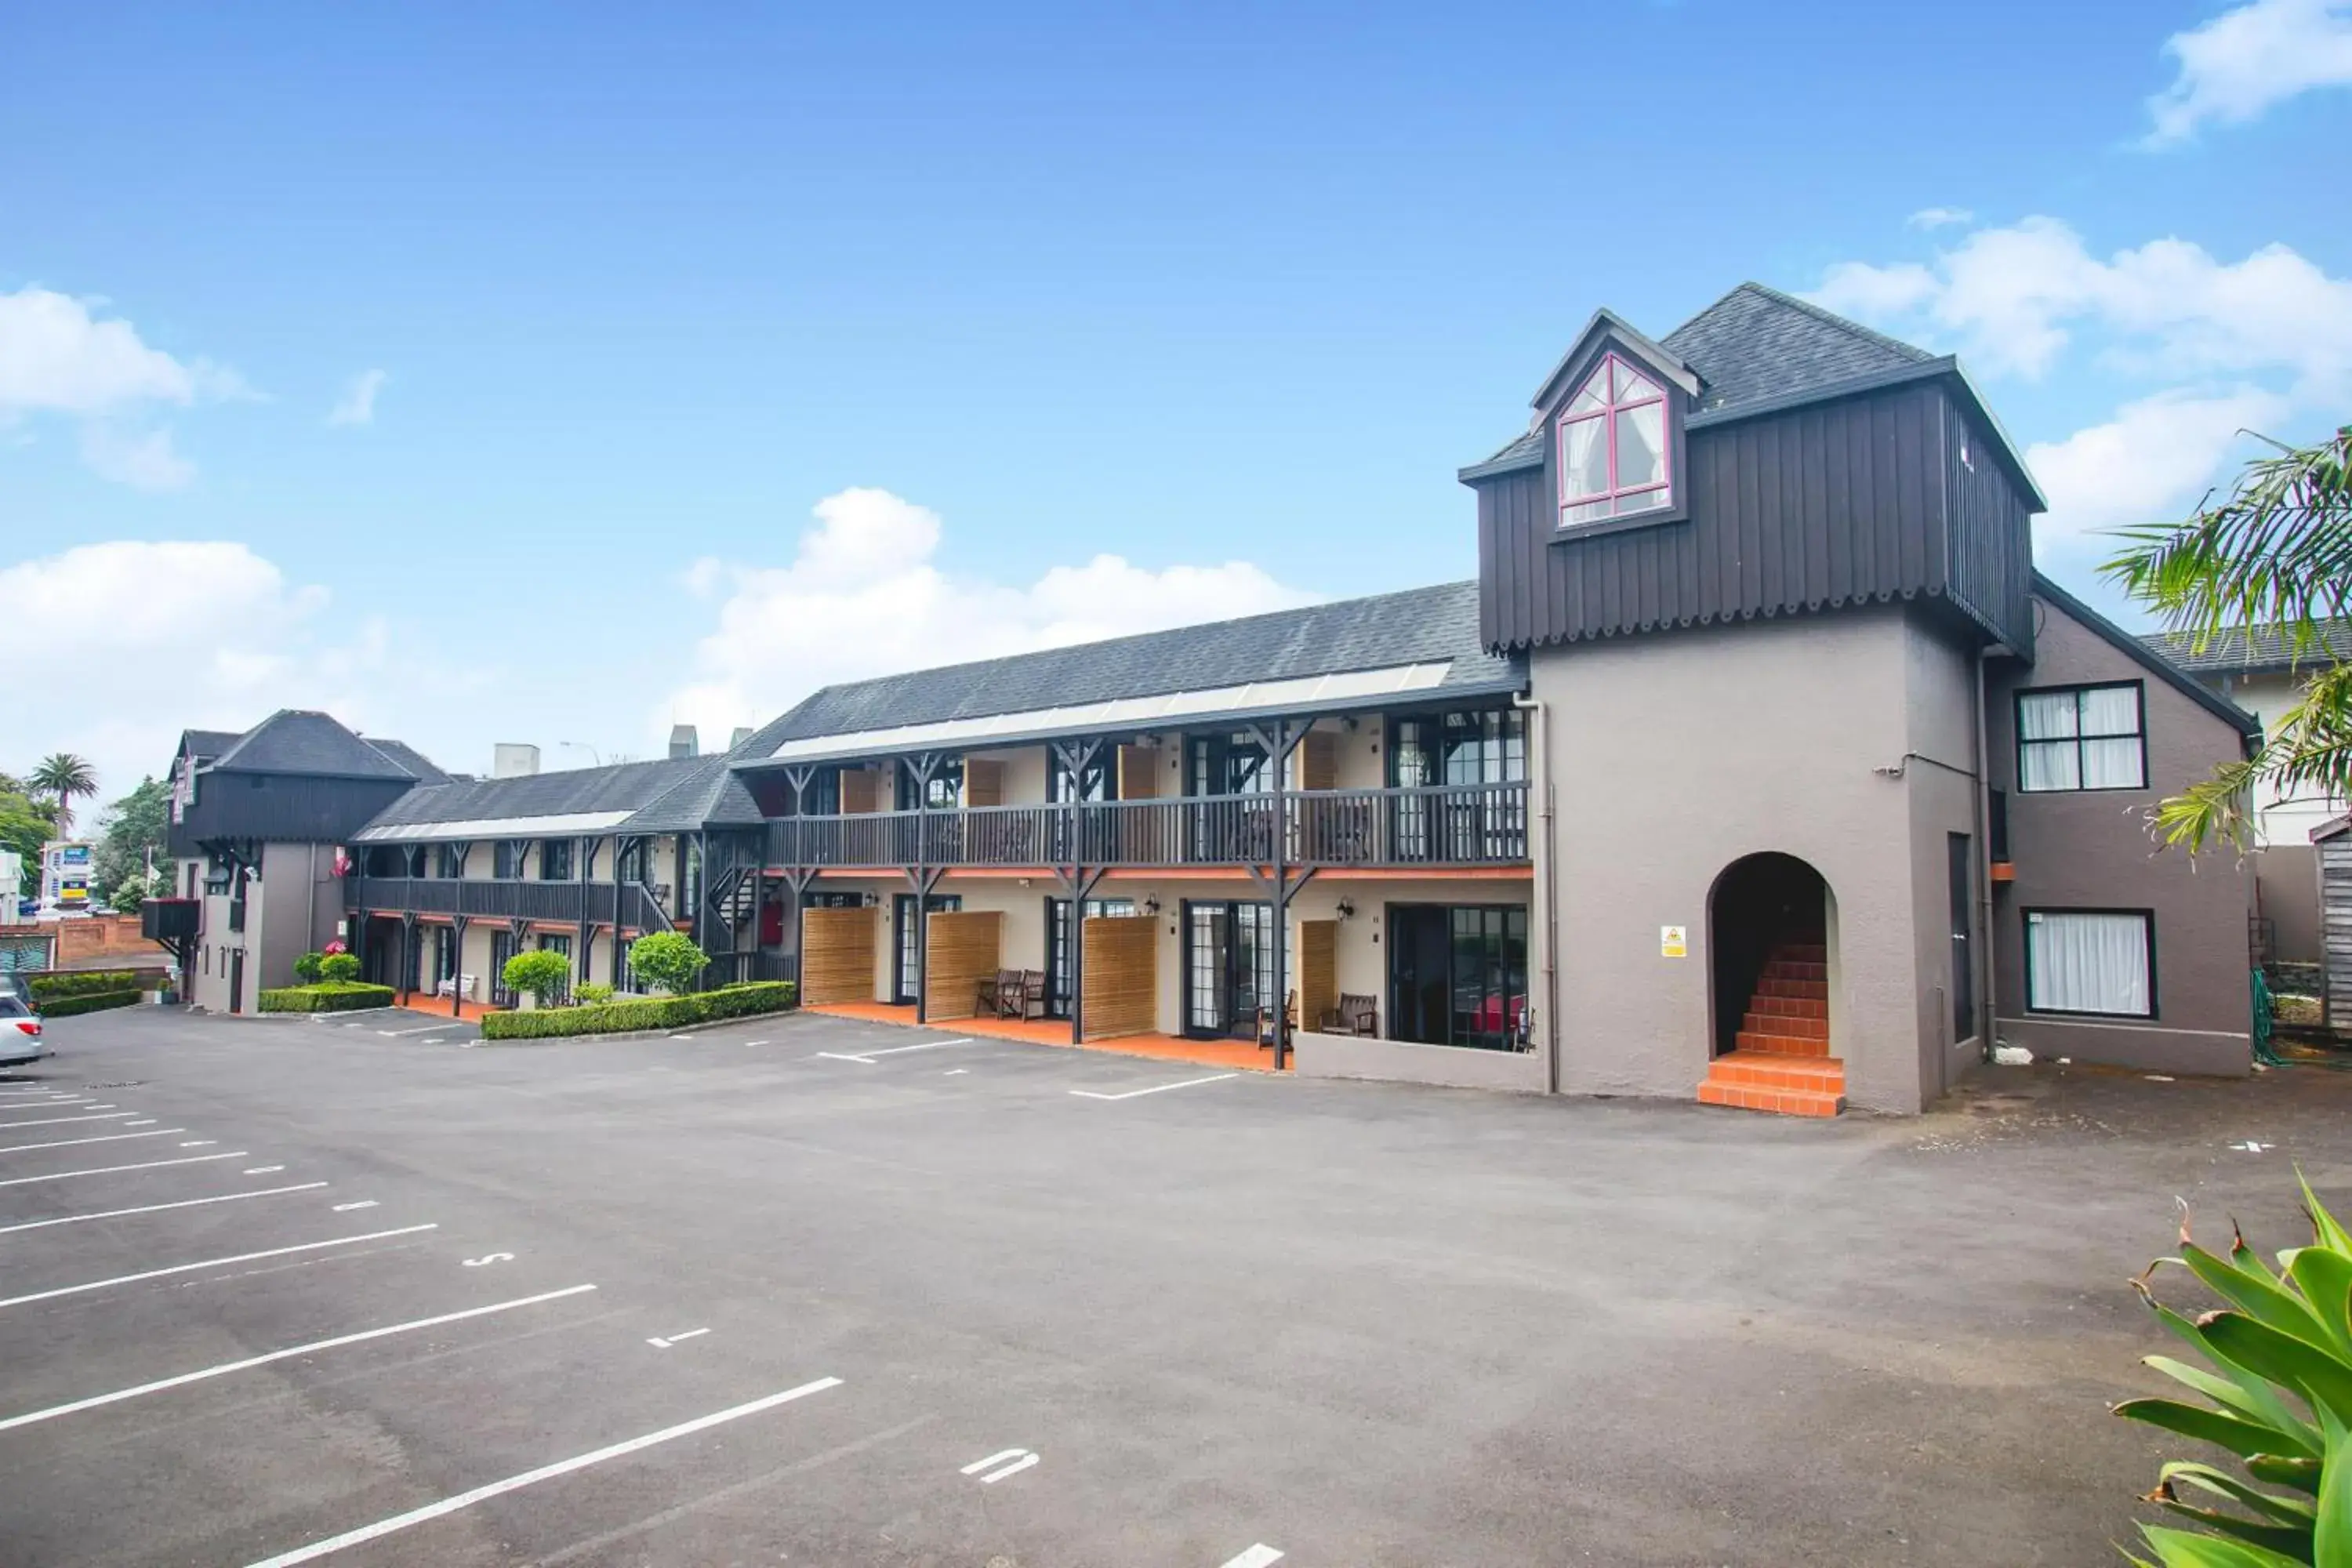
[2014,680,2149,795]
[539,839,575,882]
[2020,905,2160,1021]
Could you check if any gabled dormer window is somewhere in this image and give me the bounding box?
[1558,352,1672,526]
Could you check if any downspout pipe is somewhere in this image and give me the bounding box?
[1512,690,1559,1095]
[1975,646,1999,1065]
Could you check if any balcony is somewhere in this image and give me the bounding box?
[764,782,1530,872]
[343,877,670,931]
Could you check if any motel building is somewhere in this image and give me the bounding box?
[162,283,2262,1116]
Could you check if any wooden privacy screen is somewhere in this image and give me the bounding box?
[922,909,1002,1022]
[1116,745,1160,800]
[964,759,1004,808]
[1298,919,1336,1031]
[839,768,880,815]
[1298,731,1337,793]
[1082,914,1158,1039]
[800,907,877,1004]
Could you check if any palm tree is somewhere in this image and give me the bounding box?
[2104,423,2350,851]
[29,753,98,838]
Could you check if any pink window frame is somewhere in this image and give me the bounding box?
[1557,351,1672,518]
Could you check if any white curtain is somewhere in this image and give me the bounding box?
[2018,692,2079,791]
[2027,911,2151,1015]
[2078,686,2144,788]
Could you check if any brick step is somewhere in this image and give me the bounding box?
[1735,1029,1831,1057]
[1744,1010,1827,1039]
[1749,993,1828,1021]
[1705,1048,1846,1094]
[1772,942,1828,964]
[1755,975,1829,1002]
[1761,959,1828,983]
[1696,1079,1844,1118]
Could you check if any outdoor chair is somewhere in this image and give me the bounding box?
[1256,989,1298,1051]
[1319,993,1377,1036]
[1016,969,1048,1021]
[981,968,1021,1018]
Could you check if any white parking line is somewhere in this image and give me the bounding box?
[0,1184,329,1236]
[1221,1547,1285,1568]
[0,1283,599,1433]
[0,1098,92,1110]
[239,1377,843,1567]
[331,1200,379,1212]
[0,1112,138,1130]
[124,1120,158,1127]
[0,1127,187,1155]
[375,1022,452,1037]
[960,1447,1040,1483]
[245,1165,287,1175]
[180,1140,217,1147]
[1070,1073,1240,1102]
[645,1327,710,1348]
[0,1224,439,1310]
[0,1151,253,1187]
[817,1037,972,1065]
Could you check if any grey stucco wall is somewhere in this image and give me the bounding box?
[1987,598,2254,1075]
[1902,612,1991,1101]
[1530,605,1977,1113]
[1292,1031,1547,1091]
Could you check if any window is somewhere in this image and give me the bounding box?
[2017,683,2146,792]
[435,844,465,879]
[1558,353,1673,527]
[494,842,523,879]
[539,839,574,881]
[2024,909,2154,1018]
[616,840,647,884]
[896,758,964,810]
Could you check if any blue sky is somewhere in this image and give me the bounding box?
[5,1,2350,793]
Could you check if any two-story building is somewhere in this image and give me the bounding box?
[163,281,2260,1113]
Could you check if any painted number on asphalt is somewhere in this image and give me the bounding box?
[462,1252,517,1268]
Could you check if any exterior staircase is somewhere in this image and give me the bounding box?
[1697,941,1845,1117]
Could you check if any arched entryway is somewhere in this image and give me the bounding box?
[1699,852,1845,1117]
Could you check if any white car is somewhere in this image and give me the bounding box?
[0,995,45,1068]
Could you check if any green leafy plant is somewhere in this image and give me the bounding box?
[501,948,572,1008]
[2114,1175,2352,1565]
[478,980,794,1040]
[574,982,615,1005]
[293,951,325,985]
[318,952,361,985]
[257,982,395,1014]
[29,970,146,1000]
[38,989,143,1018]
[28,753,97,837]
[625,931,709,996]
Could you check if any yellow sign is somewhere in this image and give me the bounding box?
[1660,925,1687,958]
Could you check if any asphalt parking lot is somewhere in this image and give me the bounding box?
[0,1005,2346,1566]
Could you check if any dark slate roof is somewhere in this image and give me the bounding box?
[1465,281,1940,472]
[360,738,452,785]
[180,728,241,761]
[358,756,704,835]
[738,580,1525,758]
[620,756,765,833]
[1662,281,1936,418]
[209,710,417,780]
[2034,574,2260,739]
[2138,619,2352,676]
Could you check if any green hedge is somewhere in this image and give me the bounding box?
[30,970,146,1001]
[41,989,143,1018]
[257,982,397,1014]
[481,980,797,1041]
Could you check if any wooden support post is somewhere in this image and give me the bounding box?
[450,915,470,1015]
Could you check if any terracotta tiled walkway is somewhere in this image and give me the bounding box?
[806,1000,1282,1072]
[391,994,497,1023]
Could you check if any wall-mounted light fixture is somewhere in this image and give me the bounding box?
[1334,898,1356,920]
[1142,897,1162,916]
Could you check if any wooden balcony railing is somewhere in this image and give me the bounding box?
[344,876,670,931]
[763,782,1529,871]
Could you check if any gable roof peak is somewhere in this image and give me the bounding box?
[1529,307,1701,411]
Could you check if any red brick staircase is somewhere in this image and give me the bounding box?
[1696,941,1845,1117]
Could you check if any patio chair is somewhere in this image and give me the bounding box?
[1016,969,1049,1021]
[1256,989,1298,1050]
[977,971,1004,1015]
[1319,993,1377,1036]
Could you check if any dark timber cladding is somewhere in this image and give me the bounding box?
[1475,379,2034,653]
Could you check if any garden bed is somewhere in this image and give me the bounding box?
[258,982,397,1014]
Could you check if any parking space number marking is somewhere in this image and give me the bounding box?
[961,1447,1040,1484]
[463,1252,516,1268]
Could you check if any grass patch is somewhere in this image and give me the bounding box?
[481,981,796,1041]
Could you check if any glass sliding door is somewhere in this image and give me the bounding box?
[1182,900,1273,1037]
[892,892,962,1005]
[1388,902,1529,1051]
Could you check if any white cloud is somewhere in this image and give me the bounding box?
[77,424,194,492]
[328,368,387,427]
[1807,216,2352,391]
[2146,0,2352,144]
[0,541,399,797]
[0,285,247,488]
[662,487,1318,743]
[1907,206,1974,230]
[2025,387,2291,538]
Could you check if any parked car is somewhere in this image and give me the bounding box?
[0,994,45,1068]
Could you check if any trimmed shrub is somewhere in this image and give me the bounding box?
[293,951,325,984]
[626,931,708,995]
[318,953,361,985]
[40,989,143,1018]
[479,980,796,1040]
[574,982,615,1005]
[256,982,396,1014]
[502,949,572,1009]
[30,970,142,1001]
